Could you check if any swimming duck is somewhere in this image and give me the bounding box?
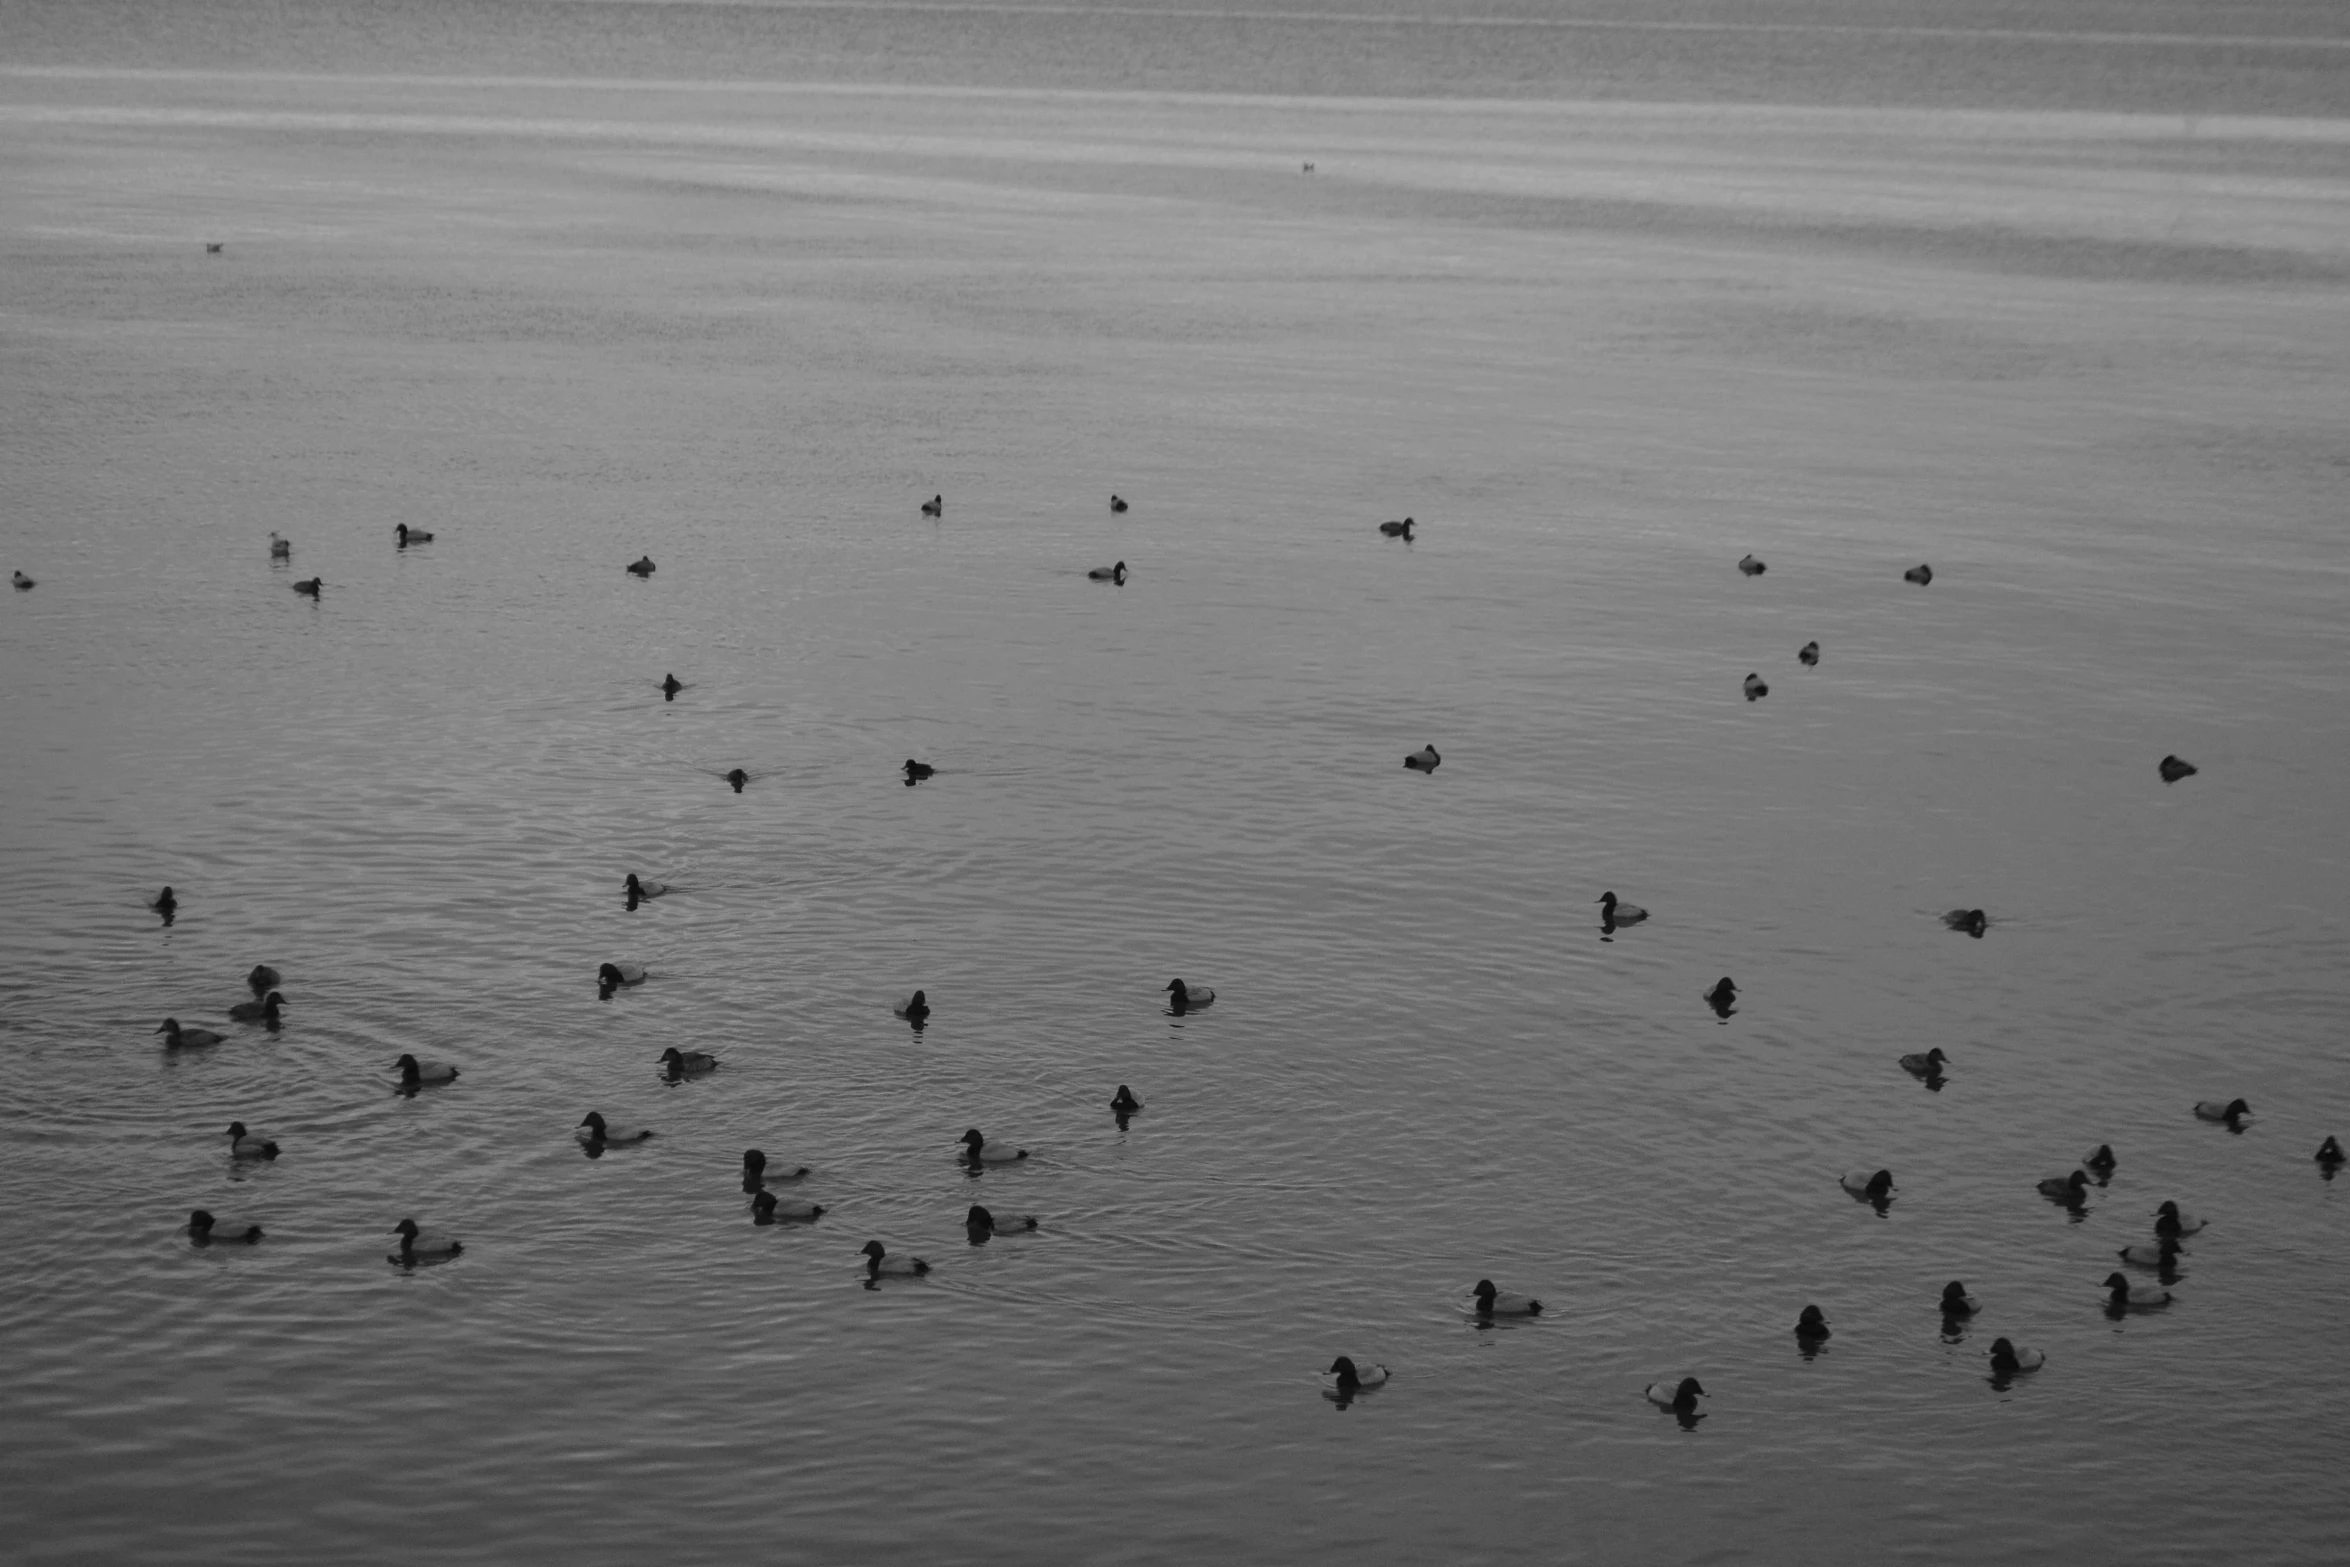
[1402,745,1441,772]
[1110,1085,1143,1114]
[1738,554,1765,576]
[626,555,655,576]
[150,887,177,916]
[187,1209,261,1244]
[658,1046,718,1075]
[1110,495,1128,512]
[394,523,433,545]
[752,1189,824,1222]
[1988,1338,2043,1373]
[1086,561,1128,583]
[1898,1048,1948,1079]
[155,1018,223,1049]
[2158,754,2197,783]
[2102,1271,2170,1309]
[1327,1356,1389,1391]
[1378,517,1414,539]
[1743,672,1768,701]
[1645,1377,1707,1411]
[577,1111,653,1145]
[661,673,683,699]
[389,1218,461,1261]
[861,1239,929,1275]
[623,873,668,900]
[2084,1143,2117,1172]
[246,964,281,992]
[1596,891,1648,925]
[2038,1170,2090,1204]
[1904,564,1933,585]
[1940,1281,1979,1316]
[920,495,942,517]
[268,534,290,559]
[1470,1279,1541,1317]
[1164,978,1214,1011]
[1797,640,1819,666]
[1794,1305,1831,1341]
[1703,977,1737,1014]
[742,1150,811,1186]
[598,961,646,990]
[11,570,33,590]
[903,759,935,783]
[224,1122,280,1160]
[1942,908,1988,937]
[893,989,930,1020]
[967,1204,1036,1235]
[959,1128,1027,1164]
[2117,1237,2182,1268]
[205,241,224,254]
[2152,1201,2206,1237]
[396,1053,459,1086]
[2192,1098,2249,1124]
[1841,1169,1894,1202]
[725,768,748,792]
[2318,1136,2345,1166]
[227,991,284,1024]
[292,578,322,596]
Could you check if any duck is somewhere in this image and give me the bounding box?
[1378,517,1414,539]
[187,1209,261,1243]
[1164,978,1214,1011]
[1645,1377,1706,1411]
[577,1111,653,1145]
[861,1239,929,1276]
[1703,977,1738,1012]
[1794,1305,1831,1341]
[623,873,668,900]
[661,673,683,698]
[920,495,942,517]
[394,523,433,545]
[2192,1098,2249,1124]
[1942,908,1988,937]
[1904,563,1933,585]
[2037,1170,2091,1204]
[1470,1279,1541,1317]
[12,569,34,590]
[597,961,646,990]
[1988,1338,2044,1373]
[2084,1143,2117,1173]
[959,1128,1027,1164]
[1596,891,1648,925]
[1797,640,1819,666]
[292,577,323,596]
[149,887,177,916]
[658,1046,718,1075]
[2318,1136,2345,1166]
[2117,1237,2183,1268]
[2103,1271,2171,1309]
[1402,744,1441,772]
[903,759,935,783]
[1110,1085,1143,1115]
[1840,1169,1894,1202]
[155,1018,224,1049]
[1738,554,1765,576]
[1898,1048,1948,1079]
[893,990,930,1020]
[1743,672,1768,701]
[245,964,281,992]
[752,1189,824,1222]
[205,241,224,254]
[967,1204,1037,1235]
[227,991,283,1023]
[395,1053,459,1086]
[268,534,291,559]
[1326,1356,1389,1392]
[2158,754,2198,783]
[725,768,748,792]
[626,555,655,576]
[742,1149,811,1186]
[389,1218,462,1261]
[224,1122,280,1160]
[2153,1201,2206,1237]
[1940,1281,1979,1316]
[1086,561,1128,583]
[1110,495,1128,512]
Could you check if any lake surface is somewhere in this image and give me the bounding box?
[3,3,2347,1562]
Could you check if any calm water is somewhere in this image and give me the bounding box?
[4,3,2348,1562]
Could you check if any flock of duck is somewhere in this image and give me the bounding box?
[122,516,2344,1419]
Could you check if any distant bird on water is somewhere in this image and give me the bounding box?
[661,674,683,699]
[394,523,433,545]
[967,1204,1036,1236]
[1471,1279,1541,1317]
[1940,1281,1979,1316]
[1164,978,1214,1012]
[2103,1272,2171,1310]
[227,991,283,1024]
[1840,1169,1894,1205]
[205,242,224,254]
[959,1128,1027,1164]
[1110,494,1128,512]
[2084,1143,2117,1173]
[903,759,934,784]
[626,555,655,576]
[1738,554,1765,576]
[1794,1305,1830,1342]
[156,1018,223,1049]
[292,578,322,596]
[2193,1098,2250,1125]
[1645,1377,1706,1413]
[268,534,291,559]
[397,1053,459,1086]
[725,768,748,793]
[1703,976,1737,1018]
[2038,1170,2091,1205]
[862,1239,929,1275]
[1403,744,1440,772]
[624,873,667,901]
[188,1209,260,1243]
[1942,908,1988,937]
[1087,560,1127,583]
[1743,672,1768,701]
[1989,1338,2044,1374]
[246,965,280,992]
[577,1111,653,1145]
[389,1218,462,1262]
[1596,891,1647,926]
[1899,1047,1947,1079]
[10,570,32,590]
[1798,641,1819,666]
[2159,754,2198,783]
[1904,564,1934,585]
[742,1150,811,1187]
[752,1189,823,1222]
[597,961,646,994]
[920,495,942,517]
[1110,1085,1143,1116]
[893,989,930,1022]
[1326,1357,1387,1393]
[225,1122,279,1160]
[1379,517,1414,539]
[2153,1200,2207,1238]
[2318,1136,2345,1168]
[149,887,178,919]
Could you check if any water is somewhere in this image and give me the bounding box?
[4,3,2348,1562]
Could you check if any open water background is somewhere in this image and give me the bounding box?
[3,2,2347,1561]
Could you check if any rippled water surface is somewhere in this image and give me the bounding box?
[4,3,2348,1562]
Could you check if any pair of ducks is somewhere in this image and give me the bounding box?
[185,1213,460,1262]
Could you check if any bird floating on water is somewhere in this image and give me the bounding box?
[2038,1170,2091,1205]
[149,887,177,921]
[624,873,667,901]
[2084,1143,2117,1173]
[1743,672,1768,701]
[246,964,280,992]
[10,570,32,590]
[1110,1085,1143,1116]
[1899,1048,1947,1079]
[862,1239,929,1275]
[2318,1136,2345,1167]
[155,1018,223,1049]
[1940,1281,1979,1316]
[204,242,224,254]
[227,991,283,1024]
[659,1046,718,1076]
[920,495,942,517]
[1703,977,1737,1016]
[1738,554,1765,576]
[292,577,322,596]
[188,1209,260,1243]
[1795,1305,1831,1342]
[1645,1377,1706,1412]
[742,1150,811,1187]
[724,768,748,793]
[2193,1098,2249,1125]
[967,1204,1036,1236]
[1798,640,1819,666]
[389,1218,461,1262]
[396,1053,458,1086]
[2117,1237,2182,1269]
[1087,560,1128,583]
[1110,494,1128,512]
[2158,754,2198,783]
[893,989,930,1021]
[2103,1271,2170,1310]
[1904,564,1934,585]
[268,534,290,559]
[597,961,646,992]
[1596,891,1647,926]
[577,1111,653,1145]
[626,555,655,576]
[903,759,934,784]
[225,1121,280,1160]
[1989,1338,2043,1374]
[1841,1169,1894,1204]
[1378,517,1414,539]
[661,674,682,699]
[1164,978,1213,1012]
[1403,744,1441,772]
[960,1128,1027,1164]
[394,523,433,546]
[1326,1356,1388,1393]
[753,1189,823,1222]
[2153,1200,2206,1237]
[1942,908,1987,937]
[1471,1279,1541,1317]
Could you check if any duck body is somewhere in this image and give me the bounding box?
[389,1218,461,1261]
[862,1239,929,1275]
[752,1190,824,1222]
[1378,517,1414,539]
[1988,1338,2043,1373]
[12,570,34,590]
[1904,564,1933,585]
[1841,1169,1894,1201]
[1471,1279,1541,1317]
[577,1111,653,1144]
[187,1209,261,1244]
[1327,1356,1389,1391]
[1797,640,1819,666]
[1794,1305,1831,1341]
[1110,495,1128,512]
[959,1128,1027,1164]
[1738,554,1765,576]
[292,578,322,596]
[1743,672,1768,701]
[1086,561,1128,583]
[624,874,668,900]
[920,495,942,517]
[1164,978,1214,1011]
[1596,891,1647,925]
[597,961,646,989]
[2193,1098,2249,1123]
[742,1150,812,1186]
[659,1047,718,1075]
[661,674,683,698]
[1110,1085,1143,1114]
[966,1204,1037,1235]
[225,1121,280,1160]
[1941,1281,1980,1316]
[903,759,935,783]
[227,991,284,1023]
[2103,1271,2170,1308]
[394,524,433,545]
[1899,1048,1947,1078]
[396,1053,458,1086]
[626,555,655,576]
[725,768,747,792]
[1942,908,1988,936]
[155,1018,223,1049]
[2038,1170,2090,1204]
[1402,745,1441,772]
[2153,1201,2206,1237]
[2159,754,2197,783]
[2118,1238,2182,1268]
[1646,1377,1707,1411]
[893,989,930,1020]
